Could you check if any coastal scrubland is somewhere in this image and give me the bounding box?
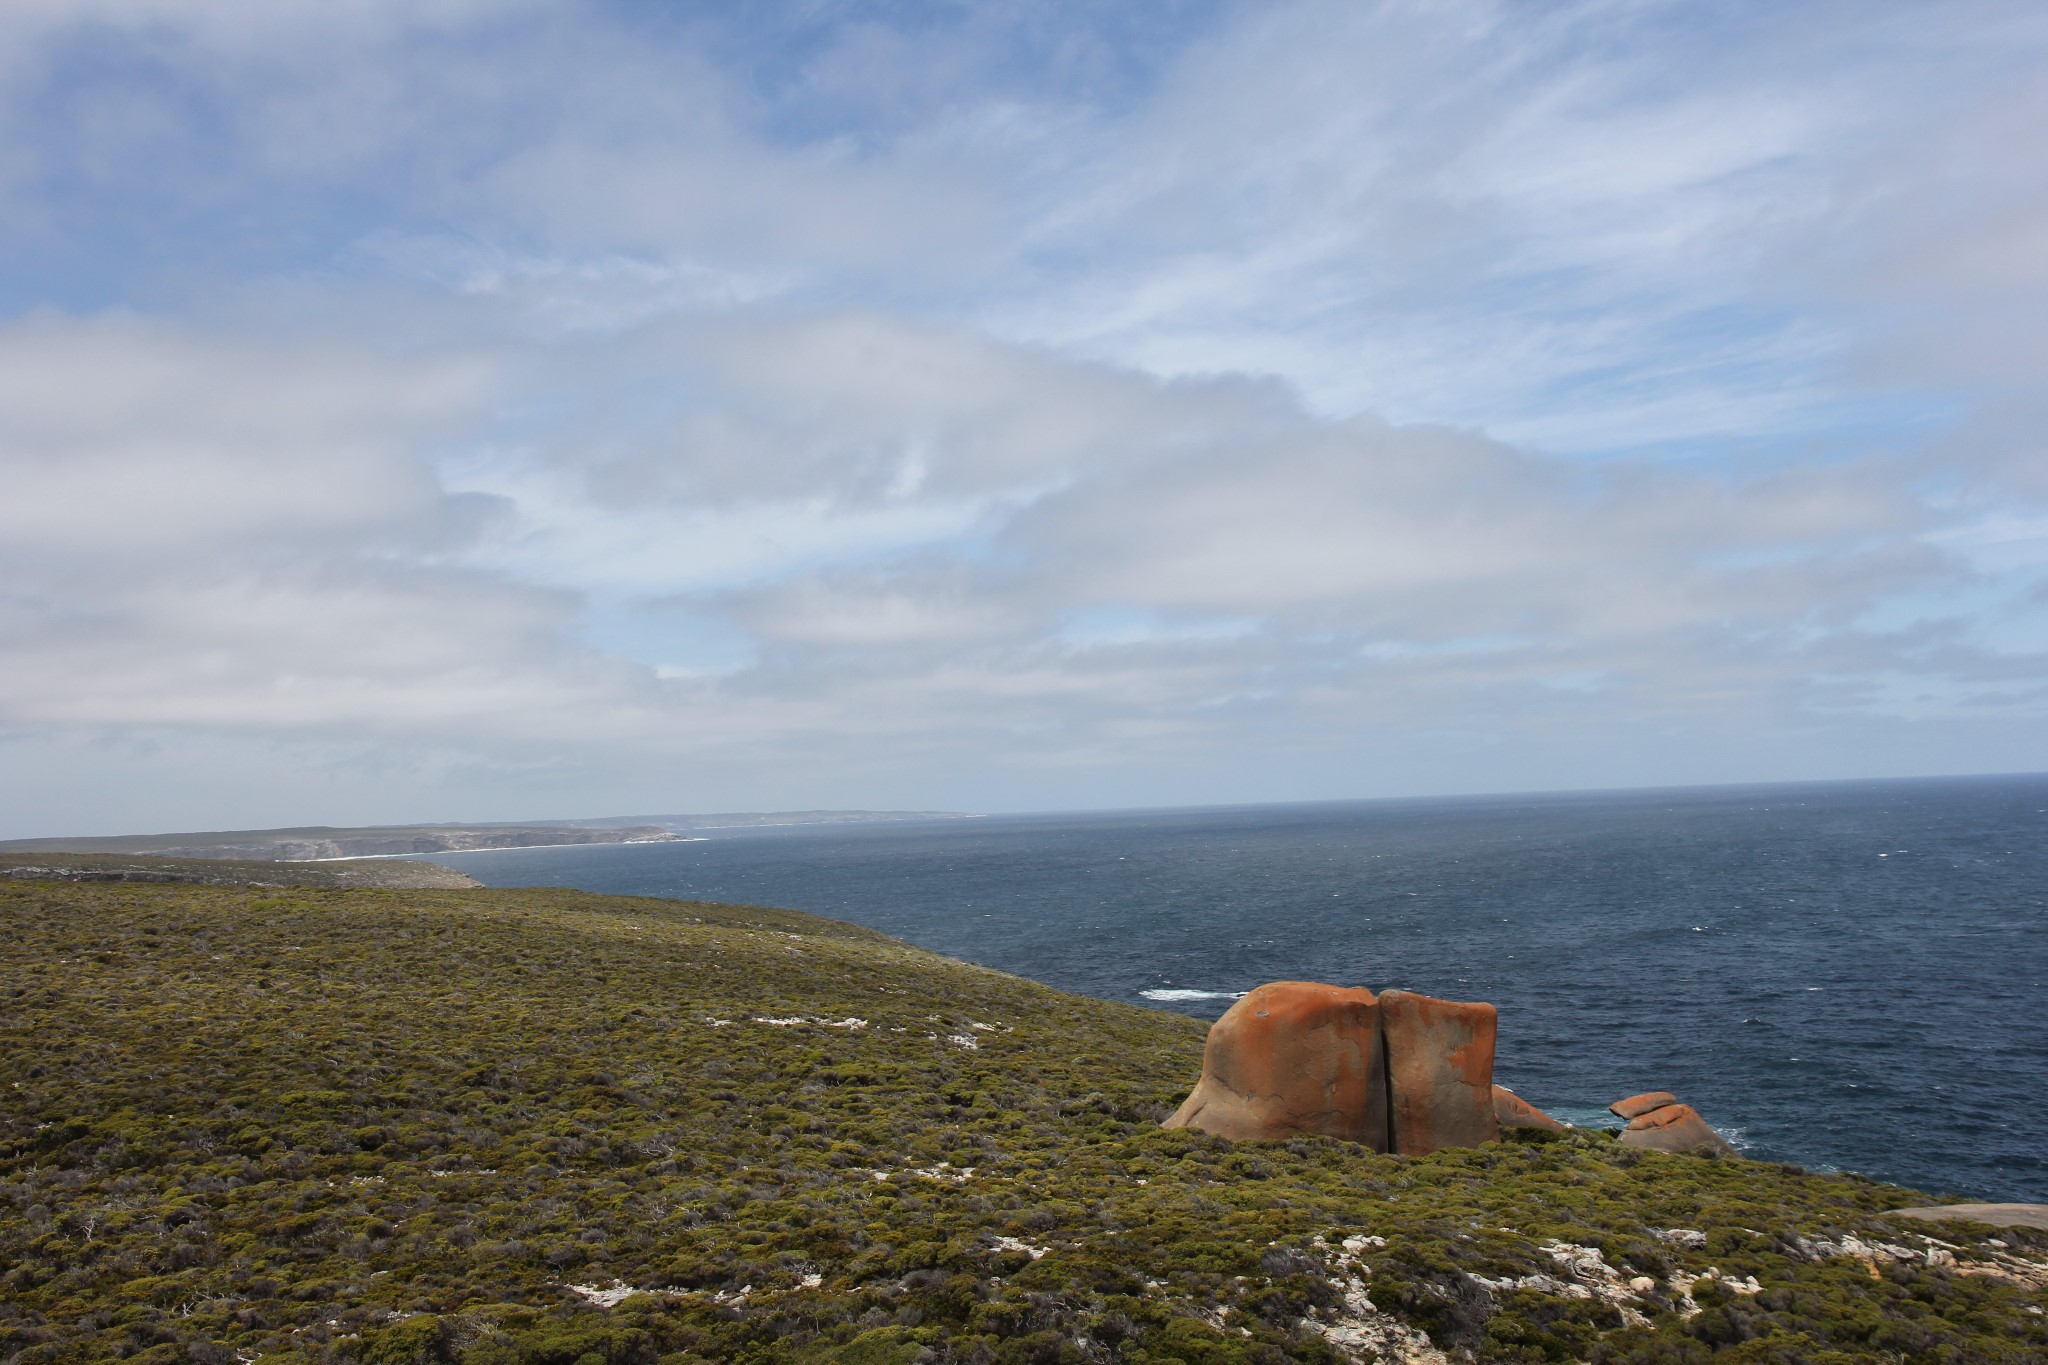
[0,853,477,891]
[2,879,2043,1364]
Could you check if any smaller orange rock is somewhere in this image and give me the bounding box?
[1618,1102,1737,1157]
[1492,1085,1565,1132]
[1609,1091,1678,1120]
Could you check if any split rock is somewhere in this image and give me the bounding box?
[1161,981,1387,1146]
[1492,1085,1566,1132]
[1380,989,1499,1155]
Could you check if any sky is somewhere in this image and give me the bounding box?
[4,0,2048,837]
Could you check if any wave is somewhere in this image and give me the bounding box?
[1140,988,1248,1002]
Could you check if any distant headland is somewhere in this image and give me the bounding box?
[0,809,978,863]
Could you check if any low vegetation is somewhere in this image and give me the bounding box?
[0,853,476,891]
[3,880,2043,1363]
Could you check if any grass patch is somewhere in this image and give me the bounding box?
[3,881,2043,1362]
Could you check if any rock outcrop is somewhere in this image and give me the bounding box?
[1165,985,1746,1163]
[1609,1093,1737,1157]
[1381,989,1500,1154]
[1610,1091,1678,1120]
[1163,982,1506,1155]
[1492,1084,1566,1132]
[1161,981,1388,1145]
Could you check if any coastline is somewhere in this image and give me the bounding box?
[414,783,2048,1204]
[311,837,709,862]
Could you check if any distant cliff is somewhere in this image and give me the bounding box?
[562,809,979,831]
[0,811,976,860]
[0,824,679,862]
[155,826,679,861]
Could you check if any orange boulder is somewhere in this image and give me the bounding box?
[1610,1091,1679,1120]
[1618,1102,1737,1157]
[1492,1084,1566,1132]
[1380,989,1499,1155]
[1161,981,1388,1146]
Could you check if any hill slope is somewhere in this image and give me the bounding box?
[1,881,2042,1364]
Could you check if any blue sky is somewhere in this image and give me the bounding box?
[3,0,2047,835]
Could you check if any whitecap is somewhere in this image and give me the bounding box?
[1140,988,1248,1002]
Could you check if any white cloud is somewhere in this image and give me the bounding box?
[2,299,2038,832]
[0,315,649,749]
[736,569,1036,647]
[444,457,1003,598]
[2,2,2047,832]
[0,314,486,554]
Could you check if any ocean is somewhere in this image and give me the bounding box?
[416,774,2048,1203]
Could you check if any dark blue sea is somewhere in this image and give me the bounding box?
[418,774,2048,1203]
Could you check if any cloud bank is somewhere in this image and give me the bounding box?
[1,1,2045,834]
